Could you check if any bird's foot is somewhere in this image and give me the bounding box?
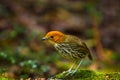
[70,70,77,76]
[65,70,73,76]
[65,70,76,76]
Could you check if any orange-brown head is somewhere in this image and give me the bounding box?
[42,31,66,44]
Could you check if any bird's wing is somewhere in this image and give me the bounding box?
[57,42,91,59]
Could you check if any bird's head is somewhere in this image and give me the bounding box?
[42,31,65,44]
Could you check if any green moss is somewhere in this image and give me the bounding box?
[0,76,14,80]
[49,70,120,80]
[97,72,120,80]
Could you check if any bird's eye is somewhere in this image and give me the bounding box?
[50,36,54,38]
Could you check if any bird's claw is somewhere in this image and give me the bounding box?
[70,70,76,76]
[65,71,72,76]
[65,70,76,76]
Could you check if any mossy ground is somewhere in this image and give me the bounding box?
[0,76,13,80]
[49,70,120,80]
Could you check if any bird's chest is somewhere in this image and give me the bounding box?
[54,43,77,60]
[54,44,70,57]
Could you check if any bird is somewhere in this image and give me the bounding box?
[42,31,93,76]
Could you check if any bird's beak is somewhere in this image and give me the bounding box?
[42,37,47,41]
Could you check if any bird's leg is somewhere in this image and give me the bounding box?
[71,59,83,76]
[67,62,75,72]
[65,61,76,76]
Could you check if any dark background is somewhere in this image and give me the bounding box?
[0,0,120,79]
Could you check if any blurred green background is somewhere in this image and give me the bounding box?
[0,0,120,79]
